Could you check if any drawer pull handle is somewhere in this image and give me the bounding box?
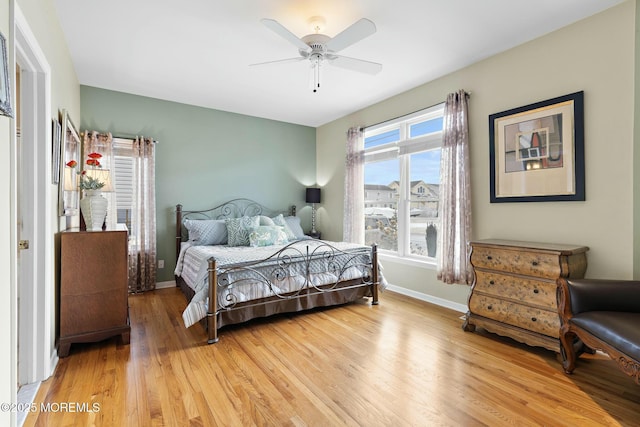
[532,261,539,266]
[531,317,537,322]
[487,305,493,310]
[533,289,539,294]
[489,280,495,285]
[487,256,493,260]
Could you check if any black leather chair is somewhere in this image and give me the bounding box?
[557,278,640,384]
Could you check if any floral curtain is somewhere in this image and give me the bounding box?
[128,136,157,293]
[343,127,365,244]
[437,90,474,285]
[82,131,117,230]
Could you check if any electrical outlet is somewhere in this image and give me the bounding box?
[158,259,164,269]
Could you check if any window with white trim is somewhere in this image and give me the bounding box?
[364,103,444,260]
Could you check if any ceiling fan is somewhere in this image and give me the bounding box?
[252,17,382,92]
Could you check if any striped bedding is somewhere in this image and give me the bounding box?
[175,240,384,328]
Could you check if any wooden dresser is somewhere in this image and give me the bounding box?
[59,228,130,357]
[462,239,588,352]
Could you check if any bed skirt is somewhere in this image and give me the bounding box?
[175,276,371,330]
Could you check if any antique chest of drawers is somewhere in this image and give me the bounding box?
[59,228,130,357]
[463,239,588,352]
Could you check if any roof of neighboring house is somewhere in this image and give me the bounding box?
[365,184,394,191]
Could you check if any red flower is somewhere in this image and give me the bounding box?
[86,159,101,167]
[87,152,102,159]
[66,160,77,168]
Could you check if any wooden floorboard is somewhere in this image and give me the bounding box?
[25,288,639,426]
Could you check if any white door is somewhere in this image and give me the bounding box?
[14,6,55,386]
[15,64,36,387]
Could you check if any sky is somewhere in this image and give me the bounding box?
[364,117,442,185]
[364,150,441,185]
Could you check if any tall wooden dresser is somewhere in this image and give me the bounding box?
[59,228,130,357]
[463,239,588,352]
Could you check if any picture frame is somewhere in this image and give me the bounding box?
[52,119,61,184]
[0,31,13,118]
[58,110,81,216]
[489,91,584,203]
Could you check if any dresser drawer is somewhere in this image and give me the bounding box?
[471,246,561,279]
[468,294,560,337]
[473,271,557,310]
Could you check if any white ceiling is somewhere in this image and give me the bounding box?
[53,0,624,127]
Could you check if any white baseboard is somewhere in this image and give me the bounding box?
[49,349,59,379]
[385,284,468,313]
[17,381,40,427]
[156,280,177,289]
[156,280,467,312]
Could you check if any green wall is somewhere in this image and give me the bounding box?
[80,86,316,282]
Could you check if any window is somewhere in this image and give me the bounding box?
[363,104,444,260]
[113,138,134,230]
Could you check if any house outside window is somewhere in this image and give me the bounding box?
[363,103,444,260]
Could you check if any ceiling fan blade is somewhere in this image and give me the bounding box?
[250,57,305,67]
[325,18,376,53]
[329,55,382,75]
[261,19,311,53]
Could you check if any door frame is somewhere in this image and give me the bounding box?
[13,5,56,385]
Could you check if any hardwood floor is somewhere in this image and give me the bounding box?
[26,288,638,426]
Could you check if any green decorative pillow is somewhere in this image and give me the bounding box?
[225,216,260,246]
[248,226,288,247]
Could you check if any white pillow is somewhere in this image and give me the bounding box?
[272,214,296,240]
[259,215,275,226]
[284,215,305,239]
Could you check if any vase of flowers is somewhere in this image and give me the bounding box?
[74,152,108,231]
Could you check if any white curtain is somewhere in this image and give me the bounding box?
[82,131,117,230]
[128,136,157,293]
[343,127,365,244]
[437,90,474,285]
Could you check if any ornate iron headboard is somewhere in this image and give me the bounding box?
[175,198,296,259]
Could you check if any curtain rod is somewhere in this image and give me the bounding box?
[358,90,471,131]
[84,131,159,144]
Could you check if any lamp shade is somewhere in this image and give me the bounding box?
[83,169,114,192]
[305,187,321,204]
[63,166,77,191]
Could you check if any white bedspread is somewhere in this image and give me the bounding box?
[175,240,385,328]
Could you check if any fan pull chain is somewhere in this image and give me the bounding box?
[313,59,321,93]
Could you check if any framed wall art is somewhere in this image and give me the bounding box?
[0,31,13,118]
[489,91,584,203]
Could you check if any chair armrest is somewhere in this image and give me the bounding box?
[559,278,640,315]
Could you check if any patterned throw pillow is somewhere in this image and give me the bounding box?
[225,216,260,246]
[248,226,288,247]
[184,219,228,245]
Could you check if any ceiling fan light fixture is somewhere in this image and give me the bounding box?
[255,16,382,93]
[307,16,326,34]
